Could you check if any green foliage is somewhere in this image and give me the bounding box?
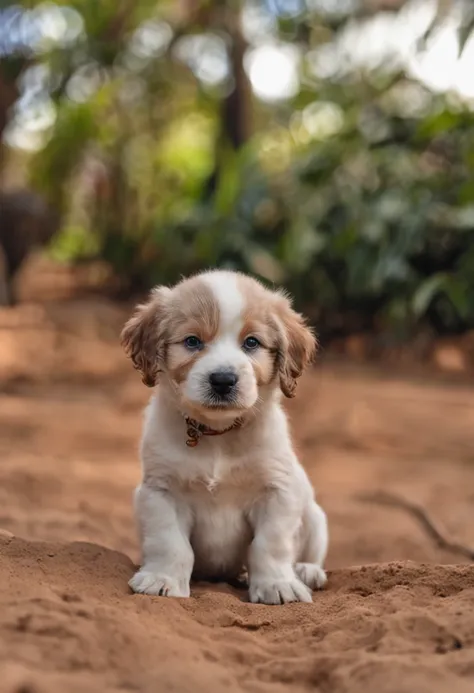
[30,102,96,211]
[7,0,474,338]
[49,224,99,262]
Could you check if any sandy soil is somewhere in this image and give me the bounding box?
[1,292,474,693]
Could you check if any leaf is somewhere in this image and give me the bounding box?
[412,274,448,317]
[459,9,474,57]
[416,110,464,140]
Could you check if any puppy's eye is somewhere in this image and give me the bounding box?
[184,336,203,350]
[243,336,260,351]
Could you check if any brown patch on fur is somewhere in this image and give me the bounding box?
[238,317,276,387]
[236,275,279,388]
[169,352,199,384]
[272,291,317,397]
[166,277,220,344]
[164,276,220,384]
[120,287,171,387]
[121,275,221,388]
[237,275,276,344]
[236,274,317,397]
[251,353,276,388]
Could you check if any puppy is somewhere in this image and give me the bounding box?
[122,270,328,605]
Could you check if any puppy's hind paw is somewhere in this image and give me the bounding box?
[129,569,190,598]
[249,578,312,605]
[295,562,327,590]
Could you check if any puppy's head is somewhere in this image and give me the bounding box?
[121,271,316,423]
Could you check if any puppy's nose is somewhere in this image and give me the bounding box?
[209,370,238,396]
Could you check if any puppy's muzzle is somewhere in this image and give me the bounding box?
[208,370,238,398]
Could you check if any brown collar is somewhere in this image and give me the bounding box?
[185,416,243,447]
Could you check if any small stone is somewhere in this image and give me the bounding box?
[0,528,14,542]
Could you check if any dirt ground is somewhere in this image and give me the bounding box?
[1,268,474,693]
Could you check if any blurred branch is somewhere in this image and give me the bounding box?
[0,64,20,173]
[358,491,474,561]
[202,1,250,200]
[0,66,17,140]
[100,0,136,42]
[458,4,474,56]
[222,4,249,150]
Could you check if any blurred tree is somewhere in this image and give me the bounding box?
[2,0,474,337]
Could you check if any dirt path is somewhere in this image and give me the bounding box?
[0,299,474,693]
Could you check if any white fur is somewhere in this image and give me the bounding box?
[128,271,328,605]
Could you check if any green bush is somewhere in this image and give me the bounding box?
[9,0,474,338]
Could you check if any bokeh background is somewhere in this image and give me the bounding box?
[3,0,474,345]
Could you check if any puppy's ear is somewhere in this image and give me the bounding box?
[120,287,171,387]
[273,292,317,398]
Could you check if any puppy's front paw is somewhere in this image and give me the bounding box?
[295,562,327,590]
[129,569,190,598]
[249,578,312,605]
